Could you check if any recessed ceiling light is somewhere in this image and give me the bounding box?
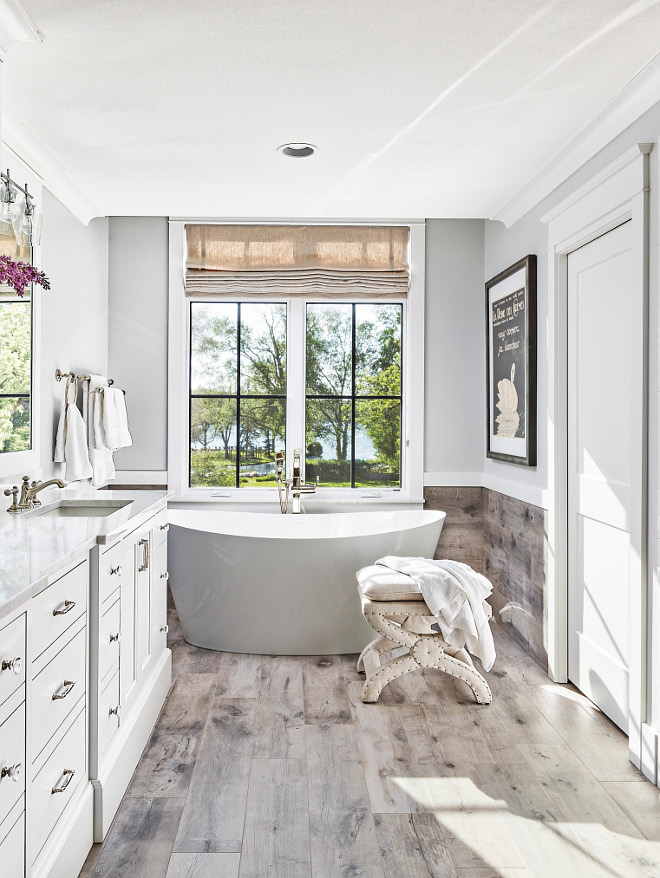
[277,142,317,158]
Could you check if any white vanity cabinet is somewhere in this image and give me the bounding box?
[89,500,171,841]
[0,490,170,877]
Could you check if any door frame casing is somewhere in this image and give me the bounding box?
[541,143,652,773]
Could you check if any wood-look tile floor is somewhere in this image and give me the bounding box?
[79,603,660,878]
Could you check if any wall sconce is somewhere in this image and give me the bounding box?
[0,170,41,248]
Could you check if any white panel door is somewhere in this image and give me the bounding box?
[567,220,642,733]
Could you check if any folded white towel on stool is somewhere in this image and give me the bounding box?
[102,387,132,451]
[85,375,115,487]
[54,377,93,482]
[375,555,496,671]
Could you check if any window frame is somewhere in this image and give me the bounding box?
[168,220,425,505]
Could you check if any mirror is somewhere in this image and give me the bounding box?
[0,236,32,454]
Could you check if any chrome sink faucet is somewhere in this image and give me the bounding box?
[275,449,317,514]
[4,476,66,513]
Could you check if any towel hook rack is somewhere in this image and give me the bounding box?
[55,369,114,385]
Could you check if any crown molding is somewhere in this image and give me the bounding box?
[0,0,42,59]
[492,56,660,229]
[2,112,103,225]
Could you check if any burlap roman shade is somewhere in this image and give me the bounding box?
[185,225,409,298]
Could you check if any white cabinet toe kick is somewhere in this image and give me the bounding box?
[0,495,171,878]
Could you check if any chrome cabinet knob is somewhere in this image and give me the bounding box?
[109,705,121,717]
[160,571,169,581]
[1,763,21,782]
[160,523,169,532]
[1,656,22,675]
[160,624,169,633]
[110,564,122,576]
[109,632,121,644]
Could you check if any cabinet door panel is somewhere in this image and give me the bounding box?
[119,540,137,709]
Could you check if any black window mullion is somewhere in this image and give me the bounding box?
[236,303,241,488]
[351,303,356,490]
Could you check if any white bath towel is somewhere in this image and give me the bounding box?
[101,387,132,451]
[375,555,496,671]
[54,377,93,482]
[85,375,115,487]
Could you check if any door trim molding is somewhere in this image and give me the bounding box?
[542,143,651,773]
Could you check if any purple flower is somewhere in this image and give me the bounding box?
[0,256,50,297]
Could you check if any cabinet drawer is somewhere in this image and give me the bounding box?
[152,539,168,609]
[0,698,25,828]
[99,541,123,606]
[98,671,120,758]
[30,561,87,660]
[31,708,86,863]
[0,614,26,709]
[98,598,121,685]
[31,623,86,766]
[153,507,169,547]
[0,799,24,878]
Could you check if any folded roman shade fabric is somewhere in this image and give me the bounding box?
[185,224,410,298]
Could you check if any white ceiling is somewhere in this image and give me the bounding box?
[3,0,660,220]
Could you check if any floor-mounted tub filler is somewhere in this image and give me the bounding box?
[168,509,445,655]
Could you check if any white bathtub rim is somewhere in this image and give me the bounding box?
[167,508,446,540]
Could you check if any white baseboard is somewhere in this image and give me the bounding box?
[33,783,94,878]
[641,723,658,785]
[93,649,172,841]
[112,471,168,485]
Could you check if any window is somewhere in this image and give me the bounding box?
[0,295,32,453]
[306,303,402,487]
[170,221,425,500]
[189,302,286,487]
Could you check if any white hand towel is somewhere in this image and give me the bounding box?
[53,377,93,482]
[85,375,115,488]
[102,387,132,451]
[375,555,496,671]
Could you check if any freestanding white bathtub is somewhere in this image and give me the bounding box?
[167,509,445,655]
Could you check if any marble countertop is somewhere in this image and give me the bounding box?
[0,487,170,624]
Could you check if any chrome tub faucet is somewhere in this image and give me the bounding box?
[275,449,317,514]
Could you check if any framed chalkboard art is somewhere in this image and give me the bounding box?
[486,255,537,466]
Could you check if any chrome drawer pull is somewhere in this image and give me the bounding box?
[109,705,121,717]
[52,768,75,794]
[109,632,121,644]
[1,656,22,675]
[110,564,122,576]
[1,763,21,782]
[53,599,75,616]
[160,523,169,532]
[160,624,169,633]
[160,571,169,581]
[52,679,76,700]
[138,538,149,572]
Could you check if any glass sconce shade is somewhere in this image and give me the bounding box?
[11,195,41,247]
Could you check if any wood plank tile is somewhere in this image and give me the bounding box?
[165,853,240,878]
[455,870,531,878]
[215,653,262,699]
[306,724,384,877]
[253,656,305,758]
[348,681,444,813]
[601,780,660,839]
[174,699,256,853]
[91,797,184,877]
[374,813,457,878]
[238,759,310,878]
[128,674,216,798]
[302,656,352,725]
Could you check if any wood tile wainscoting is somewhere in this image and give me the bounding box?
[426,487,548,670]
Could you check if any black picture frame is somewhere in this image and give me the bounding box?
[486,255,537,466]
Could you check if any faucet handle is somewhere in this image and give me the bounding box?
[4,486,19,514]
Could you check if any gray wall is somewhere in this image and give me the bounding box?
[424,219,485,477]
[106,218,487,482]
[108,217,169,472]
[484,99,660,505]
[40,189,109,479]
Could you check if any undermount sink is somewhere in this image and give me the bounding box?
[32,499,133,518]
